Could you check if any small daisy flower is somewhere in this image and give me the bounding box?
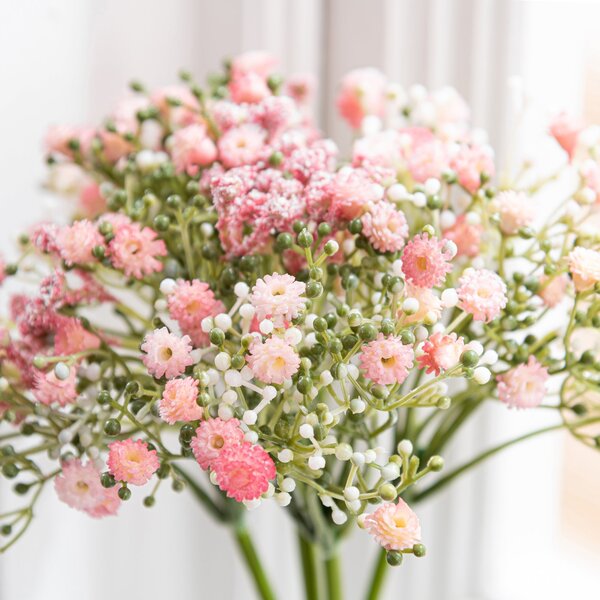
[494,190,534,235]
[54,317,101,357]
[107,439,160,486]
[336,68,387,129]
[246,336,301,384]
[457,268,507,322]
[449,143,495,194]
[361,202,409,253]
[33,367,78,407]
[159,377,202,424]
[54,459,106,512]
[497,356,549,409]
[141,327,194,379]
[217,123,266,169]
[330,168,384,221]
[360,333,414,385]
[169,124,217,175]
[442,214,482,258]
[364,498,421,551]
[538,274,568,308]
[85,486,121,519]
[191,418,245,470]
[417,332,466,375]
[55,220,104,266]
[402,284,443,325]
[212,442,276,502]
[568,247,600,292]
[401,233,453,288]
[249,273,306,327]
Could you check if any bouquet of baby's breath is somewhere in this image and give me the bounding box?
[1,51,599,600]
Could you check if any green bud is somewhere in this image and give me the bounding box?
[317,222,332,237]
[358,323,378,341]
[209,328,225,346]
[101,472,116,488]
[104,419,121,437]
[427,456,444,471]
[413,543,426,557]
[118,486,132,501]
[276,232,293,251]
[379,483,397,501]
[386,551,403,567]
[154,214,170,231]
[306,281,323,298]
[461,349,479,367]
[297,229,314,248]
[348,219,363,234]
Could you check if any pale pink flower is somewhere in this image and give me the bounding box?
[191,418,245,470]
[401,233,453,288]
[150,85,200,128]
[246,336,300,384]
[337,68,387,129]
[141,327,194,379]
[54,459,106,512]
[450,144,495,194]
[98,130,135,163]
[79,182,107,218]
[494,190,534,235]
[284,73,316,105]
[250,273,306,327]
[580,159,600,204]
[55,220,104,266]
[538,274,568,308]
[497,356,549,409]
[457,268,507,322]
[330,168,383,221]
[229,72,272,104]
[212,442,276,502]
[107,439,160,486]
[417,332,465,375]
[33,367,78,406]
[54,317,101,356]
[45,125,94,158]
[549,111,582,160]
[362,202,409,253]
[111,95,151,134]
[218,124,266,169]
[360,333,414,385]
[442,215,482,258]
[364,498,421,551]
[159,377,202,424]
[406,139,448,183]
[568,247,600,292]
[85,486,121,518]
[169,124,217,175]
[402,284,443,325]
[231,51,278,79]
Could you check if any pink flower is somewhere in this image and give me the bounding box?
[401,284,443,325]
[568,247,600,292]
[107,439,160,486]
[191,418,245,470]
[406,139,448,183]
[285,73,316,105]
[580,159,600,204]
[457,268,507,322]
[55,459,108,512]
[538,274,568,308]
[141,327,194,379]
[85,487,121,518]
[336,68,387,129]
[98,130,135,163]
[250,273,306,327]
[246,336,300,384]
[111,95,151,134]
[549,111,582,160]
[54,317,101,356]
[360,333,414,385]
[150,85,200,128]
[364,498,421,551]
[450,143,495,194]
[33,367,78,406]
[417,332,465,375]
[79,182,107,218]
[45,125,94,158]
[442,215,482,258]
[330,168,383,221]
[218,124,266,169]
[401,233,453,288]
[212,442,276,502]
[108,222,167,279]
[159,377,202,424]
[229,72,272,104]
[362,202,408,253]
[231,51,278,79]
[55,220,104,266]
[497,356,549,409]
[494,190,534,235]
[169,124,217,175]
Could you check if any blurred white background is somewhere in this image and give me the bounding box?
[1,1,600,599]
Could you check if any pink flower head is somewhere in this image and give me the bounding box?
[55,220,104,266]
[457,268,507,322]
[159,377,202,424]
[450,143,495,194]
[361,202,409,253]
[494,190,534,235]
[212,442,276,502]
[54,459,106,512]
[250,273,306,327]
[497,356,549,409]
[579,159,600,204]
[442,215,482,258]
[191,417,245,470]
[33,367,78,406]
[79,182,107,218]
[549,111,582,160]
[401,284,443,325]
[330,168,384,221]
[336,68,387,129]
[568,247,600,292]
[360,333,414,385]
[401,233,453,288]
[217,124,266,169]
[107,439,160,486]
[231,51,278,80]
[98,130,135,163]
[45,125,93,158]
[406,138,448,183]
[54,317,101,356]
[364,498,421,551]
[284,73,316,105]
[141,327,194,379]
[108,222,167,279]
[85,486,121,518]
[170,124,217,175]
[229,72,272,104]
[246,336,300,384]
[417,332,465,375]
[538,274,568,308]
[150,85,200,128]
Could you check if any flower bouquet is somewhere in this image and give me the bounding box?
[1,51,599,600]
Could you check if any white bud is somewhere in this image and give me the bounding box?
[424,178,441,195]
[466,211,481,225]
[281,478,296,493]
[86,363,101,381]
[222,389,237,404]
[308,455,326,470]
[439,210,456,230]
[214,352,231,371]
[278,449,294,463]
[214,313,232,331]
[284,327,302,346]
[473,366,491,385]
[332,510,348,525]
[239,304,255,320]
[320,370,333,386]
[397,439,413,456]
[200,223,214,238]
[201,317,214,333]
[441,288,459,307]
[243,410,257,425]
[154,299,168,312]
[469,341,484,356]
[320,495,334,507]
[412,191,427,207]
[259,319,274,335]
[276,492,291,507]
[415,326,428,341]
[0,377,8,392]
[443,240,458,258]
[350,399,366,414]
[344,486,360,501]
[351,452,366,467]
[262,386,277,401]
[357,514,368,528]
[218,404,234,420]
[481,350,498,365]
[160,278,177,295]
[206,368,220,386]
[54,362,70,381]
[244,430,259,444]
[234,282,250,298]
[335,443,353,461]
[224,370,243,387]
[349,499,362,513]
[364,449,377,464]
[381,463,401,481]
[402,298,420,315]
[299,423,314,439]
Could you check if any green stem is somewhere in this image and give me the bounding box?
[365,548,388,600]
[234,523,277,600]
[324,551,342,600]
[297,530,320,600]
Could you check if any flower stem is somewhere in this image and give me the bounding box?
[234,523,277,600]
[324,551,342,600]
[297,531,320,600]
[365,549,388,600]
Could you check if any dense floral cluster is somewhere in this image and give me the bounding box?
[1,51,599,597]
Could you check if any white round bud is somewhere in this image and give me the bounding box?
[381,463,400,481]
[244,430,259,444]
[159,278,177,295]
[386,183,408,202]
[214,313,232,331]
[201,317,214,333]
[224,370,243,387]
[351,452,366,467]
[284,327,302,346]
[239,304,255,320]
[262,386,277,401]
[412,191,427,207]
[364,449,377,464]
[308,455,326,470]
[200,223,214,238]
[350,399,366,414]
[234,282,250,298]
[281,478,296,493]
[243,410,257,425]
[222,389,238,404]
[154,299,168,312]
[344,486,360,501]
[481,350,498,365]
[299,423,314,439]
[276,492,291,507]
[332,510,348,525]
[349,500,362,513]
[278,449,294,463]
[320,370,333,386]
[441,288,459,307]
[424,178,441,195]
[54,362,70,381]
[473,366,491,385]
[335,443,353,461]
[214,352,231,371]
[397,439,413,456]
[218,404,234,420]
[469,341,484,356]
[259,319,274,335]
[439,210,456,230]
[402,298,420,315]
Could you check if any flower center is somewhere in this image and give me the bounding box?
[274,356,286,370]
[416,256,428,271]
[76,480,89,492]
[159,346,173,361]
[211,435,225,449]
[381,356,396,367]
[477,287,491,299]
[394,516,407,528]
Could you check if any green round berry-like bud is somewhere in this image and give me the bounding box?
[108,190,127,210]
[400,330,415,345]
[581,350,595,365]
[323,240,339,256]
[180,423,195,443]
[337,303,350,317]
[386,551,403,567]
[380,319,395,336]
[14,482,29,495]
[293,220,306,234]
[21,422,35,436]
[437,396,452,410]
[327,263,339,276]
[91,245,105,259]
[297,376,313,394]
[118,486,132,501]
[518,226,535,239]
[325,312,338,328]
[104,419,121,437]
[1,524,12,536]
[571,403,587,417]
[342,334,358,351]
[97,390,111,405]
[317,222,332,237]
[421,224,435,237]
[154,214,170,231]
[543,263,557,276]
[427,456,444,472]
[240,255,257,272]
[328,338,343,354]
[309,266,324,280]
[231,354,245,370]
[267,73,283,92]
[371,385,388,400]
[313,424,327,441]
[1,446,15,457]
[501,316,518,331]
[524,277,540,293]
[427,194,442,210]
[125,381,139,396]
[209,328,225,346]
[2,463,18,479]
[348,219,363,234]
[276,232,293,250]
[143,496,156,508]
[4,264,18,276]
[348,310,362,328]
[297,228,314,248]
[513,272,525,284]
[156,464,171,480]
[32,356,47,369]
[101,472,116,488]
[461,349,479,367]
[306,281,323,298]
[172,479,185,492]
[313,317,328,332]
[413,543,427,558]
[379,483,397,501]
[342,273,359,290]
[268,151,284,167]
[358,323,378,341]
[196,391,211,407]
[166,194,182,209]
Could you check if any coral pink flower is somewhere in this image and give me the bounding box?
[568,247,600,292]
[191,418,245,470]
[212,442,276,502]
[549,111,581,160]
[442,215,482,258]
[250,273,306,327]
[360,333,414,385]
[108,222,167,279]
[336,68,387,129]
[362,202,409,253]
[107,439,160,486]
[141,327,194,379]
[79,182,107,218]
[330,168,384,221]
[417,332,465,375]
[450,143,495,194]
[457,268,507,322]
[55,220,104,266]
[402,284,443,325]
[247,336,300,384]
[54,317,101,356]
[159,377,202,424]
[229,72,272,104]
[231,51,278,79]
[497,356,549,409]
[54,459,106,512]
[494,190,534,235]
[169,124,217,175]
[538,274,568,307]
[33,367,78,406]
[218,124,266,169]
[364,498,421,551]
[401,233,453,288]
